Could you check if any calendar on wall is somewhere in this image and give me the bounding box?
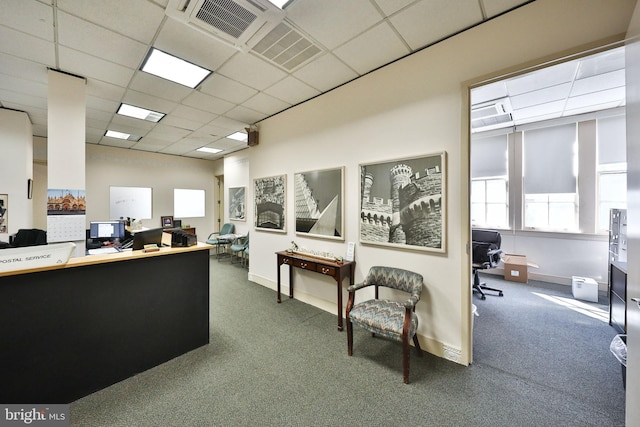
[46,189,86,242]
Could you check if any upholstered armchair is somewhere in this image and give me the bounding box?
[346,266,424,384]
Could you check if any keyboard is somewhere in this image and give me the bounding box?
[88,247,121,255]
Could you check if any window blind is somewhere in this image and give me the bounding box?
[471,134,508,178]
[597,115,626,165]
[524,123,576,194]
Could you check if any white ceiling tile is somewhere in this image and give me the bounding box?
[0,26,55,66]
[333,22,410,75]
[100,137,137,149]
[217,53,288,91]
[209,116,250,131]
[57,0,165,43]
[264,76,320,105]
[390,0,483,50]
[373,0,415,16]
[576,47,625,79]
[200,74,258,104]
[242,93,290,115]
[511,100,566,122]
[110,114,155,132]
[129,71,193,102]
[0,0,54,40]
[86,95,120,114]
[58,46,135,87]
[0,53,49,84]
[57,12,147,69]
[171,104,218,124]
[145,123,191,142]
[182,91,235,115]
[132,136,173,150]
[154,18,238,72]
[471,81,508,105]
[565,87,626,111]
[293,53,358,92]
[121,90,178,115]
[563,101,625,117]
[86,117,110,131]
[161,115,205,132]
[85,79,127,102]
[0,74,48,99]
[506,62,577,96]
[86,109,114,124]
[571,69,625,97]
[510,83,572,110]
[287,0,383,50]
[224,105,265,124]
[0,89,47,109]
[481,0,531,18]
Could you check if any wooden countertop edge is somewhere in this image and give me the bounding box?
[0,242,213,277]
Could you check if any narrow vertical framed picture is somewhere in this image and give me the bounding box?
[254,174,286,233]
[294,167,344,240]
[229,186,246,221]
[359,151,446,253]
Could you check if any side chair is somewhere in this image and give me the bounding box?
[346,266,424,384]
[206,223,235,259]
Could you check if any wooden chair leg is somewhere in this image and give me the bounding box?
[413,334,422,356]
[402,333,410,384]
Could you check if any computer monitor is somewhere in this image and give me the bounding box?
[89,220,125,240]
[132,227,164,250]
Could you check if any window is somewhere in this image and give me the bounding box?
[597,115,627,231]
[471,134,508,228]
[523,124,578,231]
[471,178,508,228]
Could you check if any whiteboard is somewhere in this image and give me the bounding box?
[110,186,152,220]
[174,188,205,218]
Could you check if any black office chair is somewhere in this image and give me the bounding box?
[472,229,504,300]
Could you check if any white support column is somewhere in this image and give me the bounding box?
[47,70,86,255]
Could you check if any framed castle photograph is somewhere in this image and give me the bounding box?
[359,152,446,253]
[229,186,246,221]
[294,167,344,240]
[254,174,286,233]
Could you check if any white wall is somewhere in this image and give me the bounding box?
[32,140,223,239]
[0,109,33,241]
[231,0,636,365]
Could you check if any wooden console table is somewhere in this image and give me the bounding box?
[276,251,355,331]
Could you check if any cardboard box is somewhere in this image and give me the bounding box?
[572,276,598,302]
[502,254,539,283]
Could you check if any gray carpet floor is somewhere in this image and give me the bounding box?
[69,260,626,426]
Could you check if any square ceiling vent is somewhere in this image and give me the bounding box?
[252,22,322,71]
[166,0,286,52]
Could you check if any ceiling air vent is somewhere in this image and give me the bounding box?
[252,22,322,71]
[166,0,286,52]
[471,98,514,132]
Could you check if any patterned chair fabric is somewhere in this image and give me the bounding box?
[346,266,424,384]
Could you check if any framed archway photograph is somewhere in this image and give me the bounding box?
[254,174,286,233]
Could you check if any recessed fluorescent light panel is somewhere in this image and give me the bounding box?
[227,132,248,142]
[268,0,290,8]
[105,130,141,142]
[117,104,165,122]
[141,48,212,88]
[197,147,223,154]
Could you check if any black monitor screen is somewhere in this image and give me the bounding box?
[89,221,125,240]
[132,227,164,250]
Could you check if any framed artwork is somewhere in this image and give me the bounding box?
[294,167,344,240]
[161,215,174,228]
[229,187,246,221]
[359,151,446,253]
[0,194,7,234]
[254,174,286,233]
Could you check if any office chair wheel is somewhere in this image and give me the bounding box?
[498,291,504,297]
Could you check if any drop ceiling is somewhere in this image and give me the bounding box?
[0,0,623,160]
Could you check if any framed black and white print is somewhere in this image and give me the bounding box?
[359,151,446,253]
[294,167,344,241]
[254,174,286,233]
[229,187,246,221]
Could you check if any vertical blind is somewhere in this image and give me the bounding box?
[471,134,508,178]
[524,123,577,194]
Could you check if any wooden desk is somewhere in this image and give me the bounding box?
[276,251,355,331]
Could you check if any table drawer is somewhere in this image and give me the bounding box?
[293,259,316,271]
[317,265,336,276]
